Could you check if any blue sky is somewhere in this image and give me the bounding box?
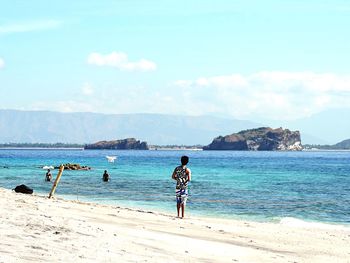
[1,0,350,122]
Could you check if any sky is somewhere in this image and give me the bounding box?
[1,0,350,123]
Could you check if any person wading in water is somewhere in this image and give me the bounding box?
[45,169,52,182]
[102,170,110,182]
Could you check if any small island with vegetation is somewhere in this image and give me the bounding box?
[84,138,149,150]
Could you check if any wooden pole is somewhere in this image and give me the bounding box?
[48,165,64,198]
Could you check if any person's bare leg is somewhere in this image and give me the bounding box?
[177,203,180,217]
[181,203,185,218]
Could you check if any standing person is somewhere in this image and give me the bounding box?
[102,170,110,182]
[45,169,52,182]
[172,156,191,218]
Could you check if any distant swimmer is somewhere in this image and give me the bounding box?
[102,170,110,182]
[45,169,52,182]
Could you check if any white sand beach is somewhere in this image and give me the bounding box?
[0,188,349,263]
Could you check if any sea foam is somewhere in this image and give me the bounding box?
[279,217,350,230]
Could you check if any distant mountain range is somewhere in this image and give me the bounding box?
[304,139,350,150]
[0,109,348,145]
[265,109,350,144]
[0,110,260,145]
[334,139,350,149]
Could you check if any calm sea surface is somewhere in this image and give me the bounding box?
[0,149,349,224]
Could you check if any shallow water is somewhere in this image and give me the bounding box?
[0,149,349,224]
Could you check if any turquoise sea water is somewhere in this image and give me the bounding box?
[0,149,349,224]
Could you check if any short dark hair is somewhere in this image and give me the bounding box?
[181,155,189,165]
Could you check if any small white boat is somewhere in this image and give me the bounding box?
[42,165,54,170]
[106,156,117,163]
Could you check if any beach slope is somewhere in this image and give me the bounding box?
[0,188,349,262]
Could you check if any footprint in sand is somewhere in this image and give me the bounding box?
[27,245,48,251]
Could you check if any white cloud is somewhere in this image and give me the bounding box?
[0,20,62,34]
[87,52,157,72]
[26,72,350,121]
[81,83,94,96]
[196,74,248,88]
[0,58,4,68]
[173,71,350,120]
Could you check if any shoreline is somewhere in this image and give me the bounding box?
[31,188,350,227]
[1,187,349,262]
[3,186,350,227]
[56,192,350,227]
[20,189,350,229]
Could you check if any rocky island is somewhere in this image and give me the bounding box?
[203,127,302,151]
[84,138,149,150]
[54,163,91,170]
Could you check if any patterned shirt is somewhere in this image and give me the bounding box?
[174,165,190,190]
